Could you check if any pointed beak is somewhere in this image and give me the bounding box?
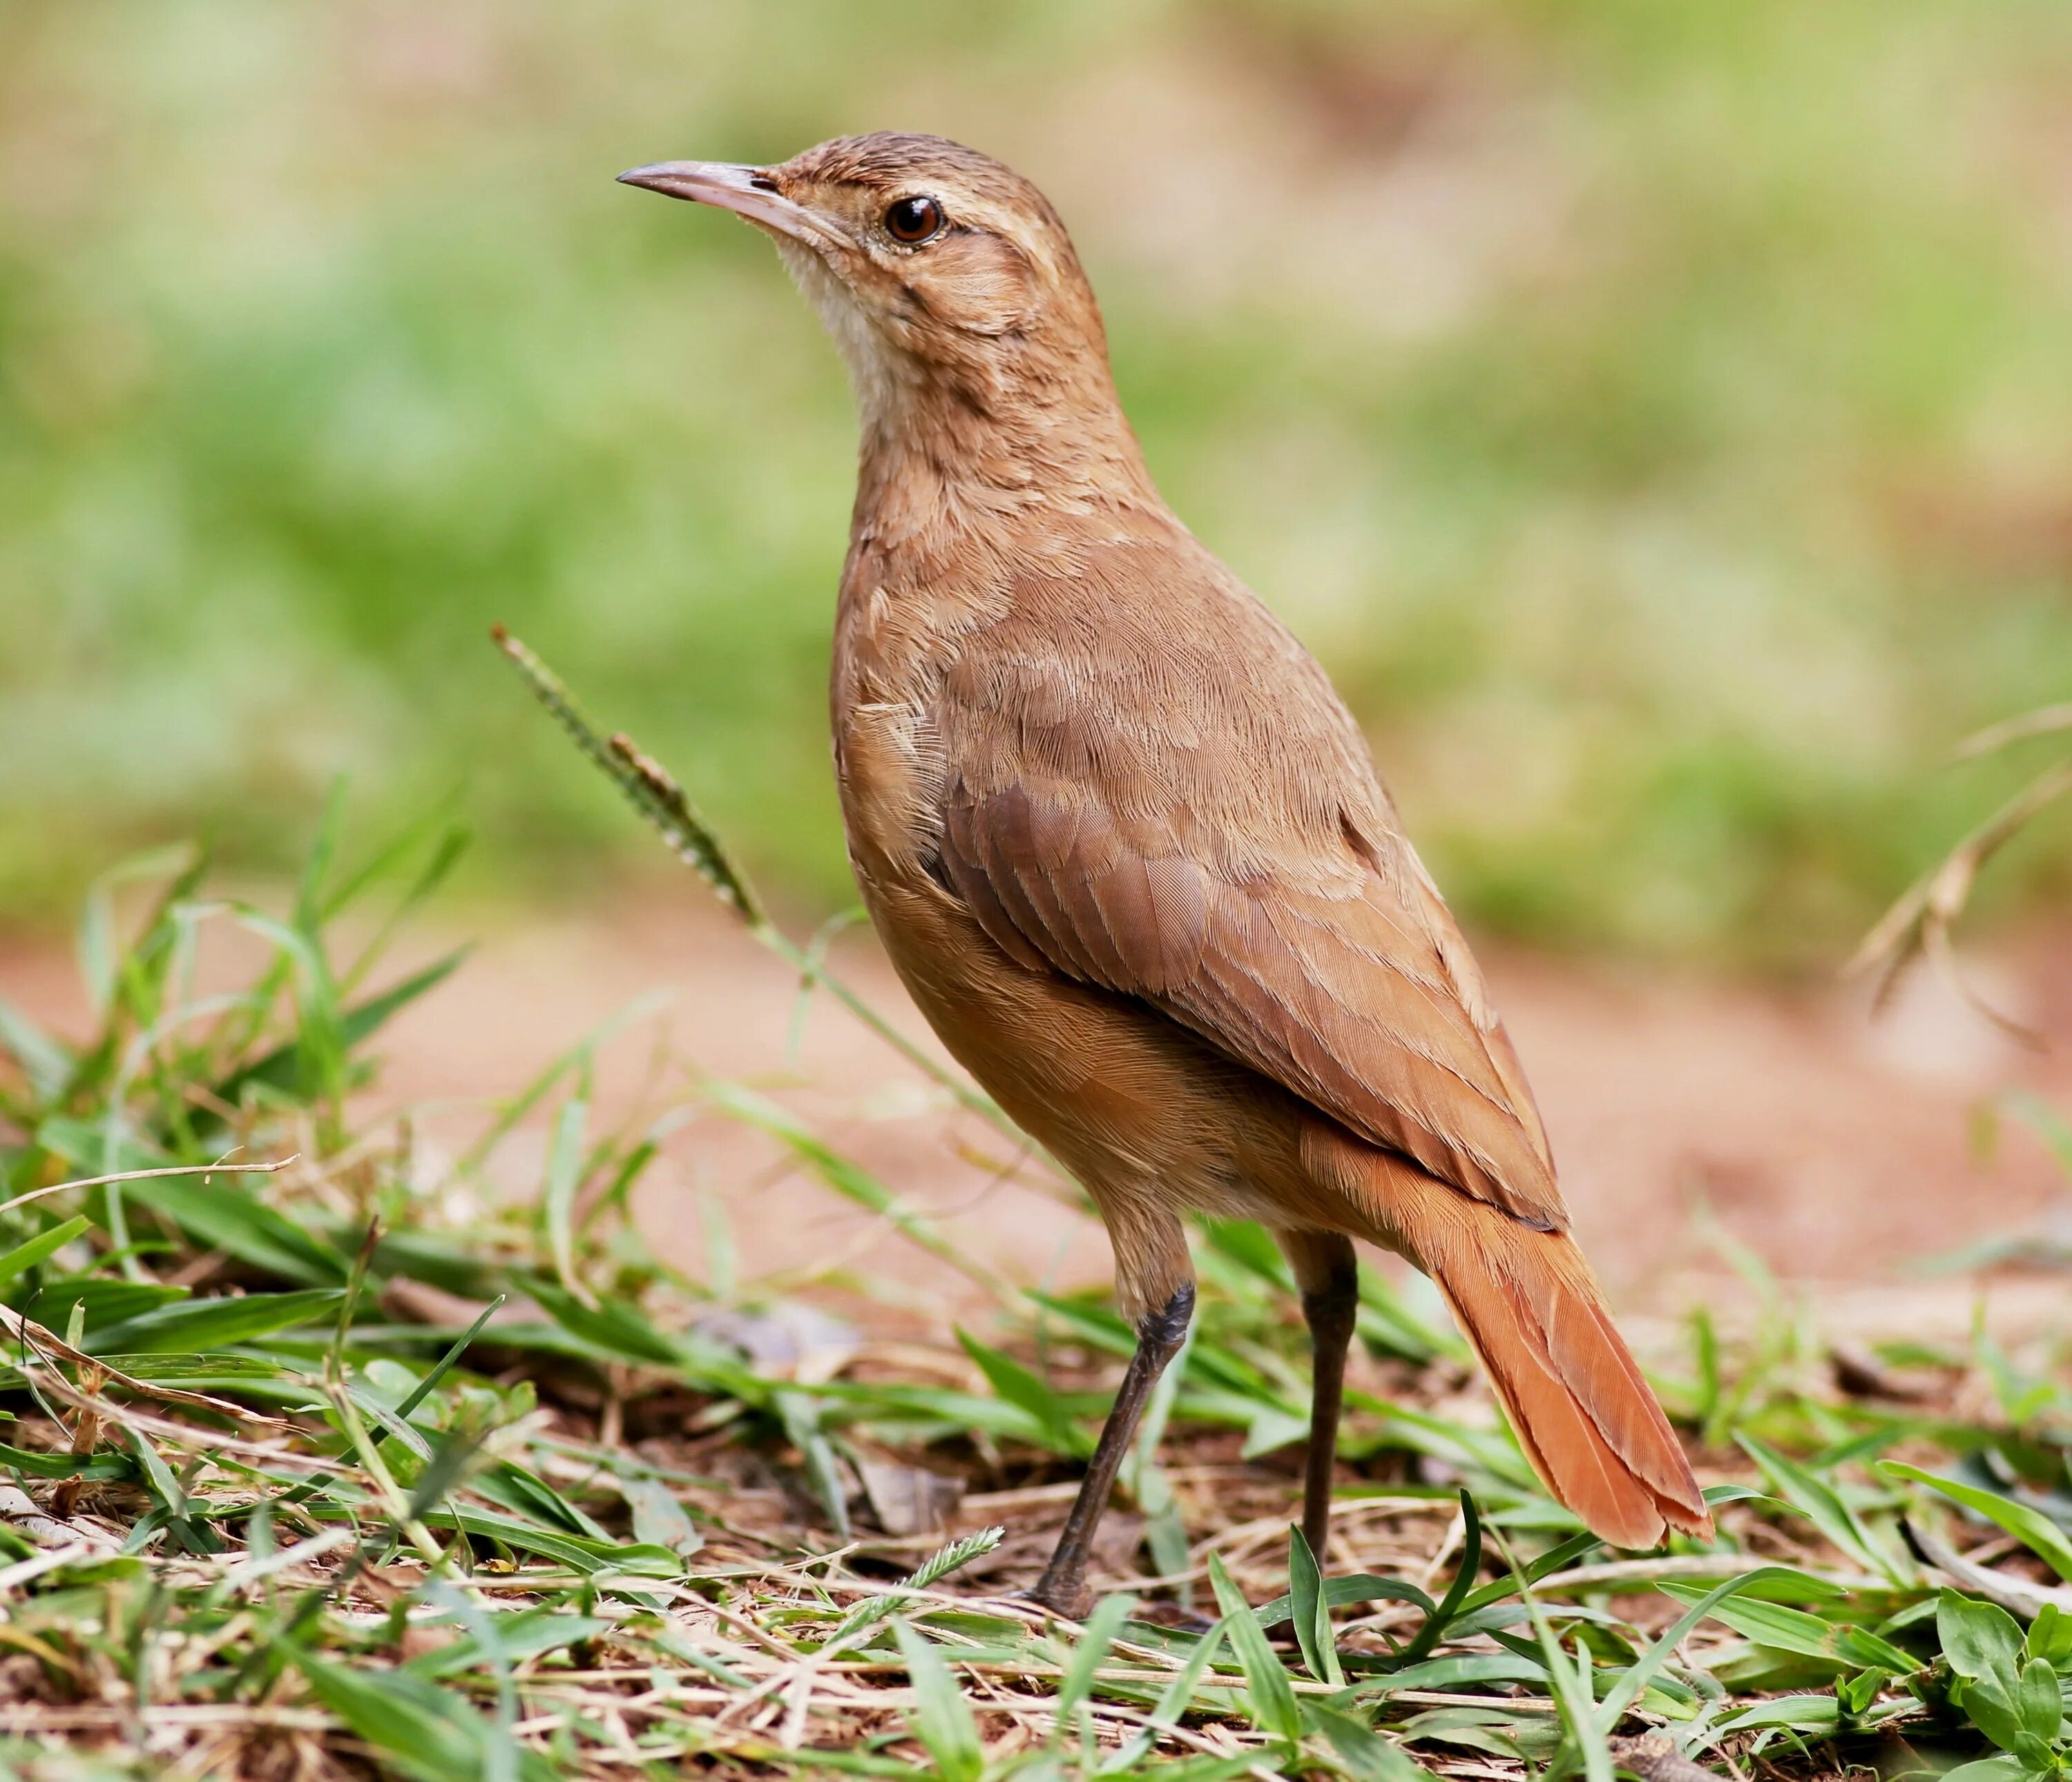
[615,160,842,250]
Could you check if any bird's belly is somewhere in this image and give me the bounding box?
[858,873,1354,1232]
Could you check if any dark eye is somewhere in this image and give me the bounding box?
[883,195,945,245]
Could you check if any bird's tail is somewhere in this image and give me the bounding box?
[1391,1185,1711,1548]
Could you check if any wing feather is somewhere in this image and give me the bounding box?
[929,537,1565,1229]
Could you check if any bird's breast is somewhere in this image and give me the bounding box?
[832,693,947,889]
[828,555,986,888]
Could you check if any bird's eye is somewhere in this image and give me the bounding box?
[883,195,945,245]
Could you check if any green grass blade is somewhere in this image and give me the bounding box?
[775,1386,850,1537]
[286,1637,554,1782]
[1055,1591,1135,1723]
[1305,1705,1426,1781]
[420,1578,524,1782]
[1393,1488,1483,1664]
[0,1216,90,1287]
[1882,1461,2072,1584]
[1098,1618,1229,1775]
[892,1619,985,1782]
[123,1174,347,1287]
[957,1327,1087,1457]
[1711,1694,1841,1737]
[1489,1525,1610,1782]
[1659,1581,1917,1672]
[333,817,472,992]
[1742,1432,1911,1587]
[1251,1572,1438,1629]
[1209,1551,1301,1750]
[1287,1524,1343,1687]
[213,948,469,1113]
[1598,1567,1796,1731]
[0,999,73,1104]
[711,1081,1010,1298]
[86,1287,345,1354]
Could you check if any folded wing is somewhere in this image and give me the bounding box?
[933,593,1564,1231]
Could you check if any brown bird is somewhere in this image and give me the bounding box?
[620,133,1711,1613]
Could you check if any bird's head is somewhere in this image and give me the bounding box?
[619,133,1120,443]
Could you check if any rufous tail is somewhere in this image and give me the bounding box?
[1394,1187,1711,1548]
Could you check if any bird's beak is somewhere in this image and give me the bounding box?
[615,160,843,251]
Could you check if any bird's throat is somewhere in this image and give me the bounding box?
[770,240,1154,531]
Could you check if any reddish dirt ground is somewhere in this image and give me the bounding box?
[6,890,2071,1341]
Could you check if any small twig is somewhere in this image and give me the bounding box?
[1830,1341,1940,1403]
[27,1386,315,1465]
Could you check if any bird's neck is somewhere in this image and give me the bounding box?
[851,368,1158,553]
[776,242,1159,542]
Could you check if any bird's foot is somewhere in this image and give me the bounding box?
[1003,1575,1092,1621]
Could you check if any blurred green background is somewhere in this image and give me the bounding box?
[4,0,2070,962]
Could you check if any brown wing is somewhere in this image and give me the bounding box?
[929,535,1564,1230]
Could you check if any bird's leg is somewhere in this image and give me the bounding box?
[1280,1229,1360,1561]
[1030,1283,1194,1617]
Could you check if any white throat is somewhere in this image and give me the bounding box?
[771,238,923,440]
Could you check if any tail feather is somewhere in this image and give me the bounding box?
[1394,1186,1711,1548]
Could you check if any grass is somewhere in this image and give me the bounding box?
[0,656,2068,1779]
[6,0,2072,957]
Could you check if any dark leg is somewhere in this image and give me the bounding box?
[1030,1283,1194,1616]
[1281,1230,1359,1560]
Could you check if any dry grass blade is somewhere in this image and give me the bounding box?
[1955,702,2072,758]
[1844,752,2072,1042]
[0,1301,285,1426]
[0,1157,299,1223]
